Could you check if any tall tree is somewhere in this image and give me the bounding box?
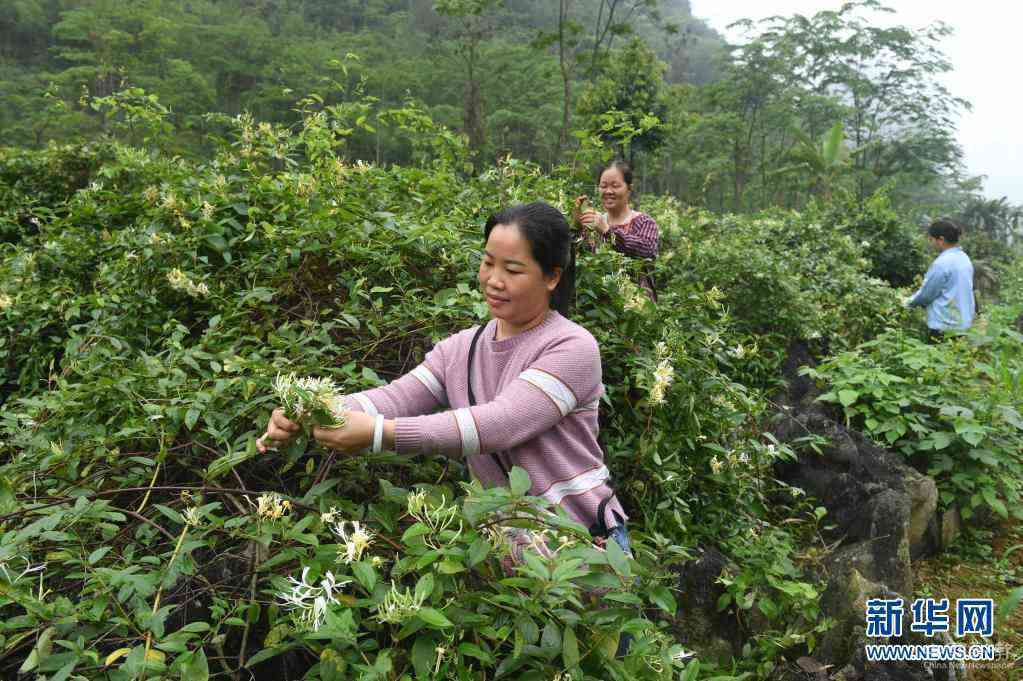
[433,0,502,157]
[743,0,970,201]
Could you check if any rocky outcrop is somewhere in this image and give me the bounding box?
[669,342,962,678]
[769,342,959,680]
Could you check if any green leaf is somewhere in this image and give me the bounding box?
[562,626,580,669]
[205,234,228,252]
[88,547,112,564]
[352,561,377,592]
[838,389,859,407]
[415,573,435,602]
[20,627,55,673]
[998,586,1023,625]
[536,619,560,647]
[402,522,430,543]
[649,585,677,615]
[417,607,453,628]
[179,647,209,681]
[515,615,539,645]
[467,536,490,567]
[185,407,201,430]
[411,635,436,680]
[508,466,531,496]
[458,642,494,663]
[244,644,294,668]
[0,476,15,514]
[981,488,1008,519]
[604,535,632,578]
[437,559,464,574]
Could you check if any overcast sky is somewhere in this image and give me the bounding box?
[692,1,1022,205]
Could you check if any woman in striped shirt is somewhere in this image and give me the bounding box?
[574,160,659,300]
[258,202,629,551]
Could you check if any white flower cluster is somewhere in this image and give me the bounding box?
[0,293,12,310]
[253,492,292,522]
[376,580,427,625]
[406,491,461,547]
[278,567,350,632]
[183,507,203,527]
[271,373,348,428]
[649,358,675,406]
[166,268,209,298]
[330,519,375,565]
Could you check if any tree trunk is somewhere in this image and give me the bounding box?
[464,47,485,155]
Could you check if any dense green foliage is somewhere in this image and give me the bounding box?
[4,89,1008,677]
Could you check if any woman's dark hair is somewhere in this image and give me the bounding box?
[928,218,961,244]
[598,159,633,188]
[484,202,576,316]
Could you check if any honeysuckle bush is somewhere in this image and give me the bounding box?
[0,94,945,678]
[801,267,1023,522]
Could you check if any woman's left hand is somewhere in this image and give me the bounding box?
[312,410,375,453]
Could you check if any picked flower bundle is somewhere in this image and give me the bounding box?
[272,373,348,430]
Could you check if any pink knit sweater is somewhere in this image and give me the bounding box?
[344,311,626,531]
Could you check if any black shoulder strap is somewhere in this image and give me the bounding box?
[466,323,487,407]
[466,323,510,480]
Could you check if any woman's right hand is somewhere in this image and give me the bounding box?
[256,408,301,453]
[577,209,608,235]
[572,195,590,226]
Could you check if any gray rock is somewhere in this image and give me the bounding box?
[939,507,962,551]
[670,547,742,664]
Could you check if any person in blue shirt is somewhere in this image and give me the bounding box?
[902,219,975,342]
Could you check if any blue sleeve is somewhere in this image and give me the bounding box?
[909,263,950,308]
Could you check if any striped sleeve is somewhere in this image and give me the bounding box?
[393,333,602,458]
[342,339,451,418]
[609,213,659,259]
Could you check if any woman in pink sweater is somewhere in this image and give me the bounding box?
[258,202,629,549]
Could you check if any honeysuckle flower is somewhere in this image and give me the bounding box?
[166,268,209,298]
[330,520,375,564]
[709,456,724,475]
[376,580,426,625]
[272,374,348,427]
[729,344,746,359]
[649,358,675,406]
[0,293,12,310]
[405,492,462,548]
[254,492,292,521]
[183,507,203,527]
[0,557,46,585]
[278,567,349,632]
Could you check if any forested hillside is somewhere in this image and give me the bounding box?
[3,0,1020,230]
